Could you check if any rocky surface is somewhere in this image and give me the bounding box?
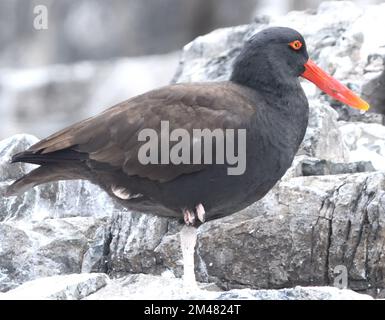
[0,217,111,292]
[0,272,373,300]
[1,1,385,300]
[151,172,385,297]
[85,273,373,300]
[0,135,123,291]
[295,158,374,177]
[0,134,122,222]
[339,121,385,171]
[0,273,109,300]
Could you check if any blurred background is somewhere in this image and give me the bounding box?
[0,0,383,139]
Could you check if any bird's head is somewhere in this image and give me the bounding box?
[231,27,369,111]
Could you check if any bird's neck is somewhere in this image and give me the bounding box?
[230,55,310,151]
[230,51,299,99]
[230,53,309,121]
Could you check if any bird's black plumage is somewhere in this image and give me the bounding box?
[7,27,310,224]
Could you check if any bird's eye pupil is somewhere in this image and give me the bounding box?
[289,40,302,50]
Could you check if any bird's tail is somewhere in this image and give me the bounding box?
[5,149,89,196]
[11,149,88,165]
[5,163,90,196]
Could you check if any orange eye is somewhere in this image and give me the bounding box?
[289,40,302,50]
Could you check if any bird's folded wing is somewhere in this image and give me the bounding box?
[27,83,255,183]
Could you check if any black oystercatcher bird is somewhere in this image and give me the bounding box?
[6,27,369,289]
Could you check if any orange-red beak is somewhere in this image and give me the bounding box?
[301,59,369,111]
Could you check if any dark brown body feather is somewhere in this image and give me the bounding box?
[7,81,308,221]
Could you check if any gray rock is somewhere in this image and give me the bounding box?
[0,134,124,221]
[172,24,254,84]
[0,273,109,300]
[84,273,372,300]
[106,211,170,276]
[0,134,38,180]
[218,286,373,300]
[0,223,33,291]
[362,67,385,119]
[100,163,385,298]
[0,134,41,221]
[299,158,374,176]
[300,102,348,162]
[0,217,109,292]
[331,104,385,124]
[1,272,371,300]
[81,223,112,273]
[339,121,385,171]
[282,155,375,180]
[152,172,385,297]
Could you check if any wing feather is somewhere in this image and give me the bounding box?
[26,82,256,182]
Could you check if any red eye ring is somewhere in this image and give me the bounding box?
[289,40,302,50]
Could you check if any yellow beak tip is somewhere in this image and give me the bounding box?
[361,102,370,111]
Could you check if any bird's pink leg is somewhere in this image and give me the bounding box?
[180,205,205,290]
[180,224,198,291]
[183,208,196,226]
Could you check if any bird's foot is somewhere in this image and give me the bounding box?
[183,203,206,226]
[183,209,196,226]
